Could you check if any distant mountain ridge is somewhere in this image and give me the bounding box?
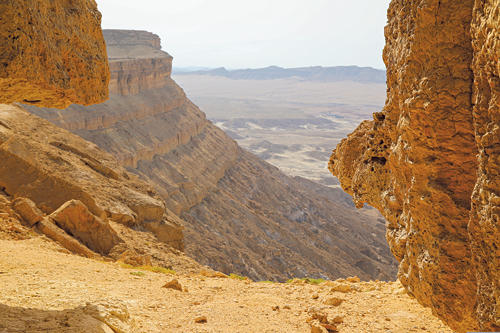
[173,65,386,83]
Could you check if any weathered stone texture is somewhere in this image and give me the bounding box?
[0,103,184,252]
[0,0,110,108]
[329,0,480,331]
[469,0,500,330]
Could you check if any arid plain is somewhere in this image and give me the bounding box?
[173,68,386,186]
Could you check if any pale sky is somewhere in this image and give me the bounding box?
[97,0,392,69]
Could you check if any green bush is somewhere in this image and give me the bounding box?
[286,278,326,285]
[118,263,176,274]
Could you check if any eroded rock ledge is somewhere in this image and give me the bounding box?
[0,104,184,257]
[329,0,500,331]
[0,0,110,108]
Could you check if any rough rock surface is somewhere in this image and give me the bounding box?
[470,1,500,330]
[25,30,399,282]
[329,0,500,331]
[0,0,110,108]
[50,200,123,256]
[0,103,184,257]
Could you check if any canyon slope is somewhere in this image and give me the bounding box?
[25,29,398,282]
[329,0,500,331]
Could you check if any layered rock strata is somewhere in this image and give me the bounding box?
[26,30,399,282]
[0,0,110,108]
[329,0,500,331]
[0,104,184,257]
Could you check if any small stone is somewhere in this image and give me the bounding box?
[162,279,182,291]
[331,315,343,324]
[385,317,391,321]
[272,305,280,311]
[330,283,351,293]
[346,276,360,283]
[183,287,189,292]
[309,312,329,324]
[194,316,207,323]
[283,305,291,310]
[324,297,343,307]
[312,293,319,299]
[321,323,338,332]
[310,321,328,333]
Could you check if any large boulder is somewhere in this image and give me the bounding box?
[50,200,123,256]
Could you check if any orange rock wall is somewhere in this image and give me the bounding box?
[0,0,110,108]
[470,0,500,330]
[329,0,483,331]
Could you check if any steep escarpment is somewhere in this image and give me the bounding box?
[26,29,398,282]
[329,0,500,331]
[0,0,110,108]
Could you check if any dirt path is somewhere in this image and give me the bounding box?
[0,237,454,333]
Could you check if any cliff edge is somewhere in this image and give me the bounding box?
[329,0,500,331]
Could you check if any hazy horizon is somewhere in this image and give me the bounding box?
[98,0,392,70]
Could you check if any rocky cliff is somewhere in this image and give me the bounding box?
[0,103,190,264]
[25,29,399,282]
[0,0,110,108]
[329,0,500,331]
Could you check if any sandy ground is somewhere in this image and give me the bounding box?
[0,236,454,333]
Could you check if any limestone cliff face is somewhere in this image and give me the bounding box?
[104,30,173,95]
[0,0,110,108]
[329,0,500,331]
[26,30,398,282]
[470,1,500,330]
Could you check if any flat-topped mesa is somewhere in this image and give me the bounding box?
[103,30,173,95]
[0,0,110,108]
[329,0,500,331]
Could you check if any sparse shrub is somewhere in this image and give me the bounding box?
[148,266,176,274]
[130,271,146,276]
[118,263,176,274]
[258,280,274,283]
[286,277,325,285]
[229,273,246,280]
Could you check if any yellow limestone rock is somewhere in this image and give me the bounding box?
[0,0,110,108]
[329,0,486,331]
